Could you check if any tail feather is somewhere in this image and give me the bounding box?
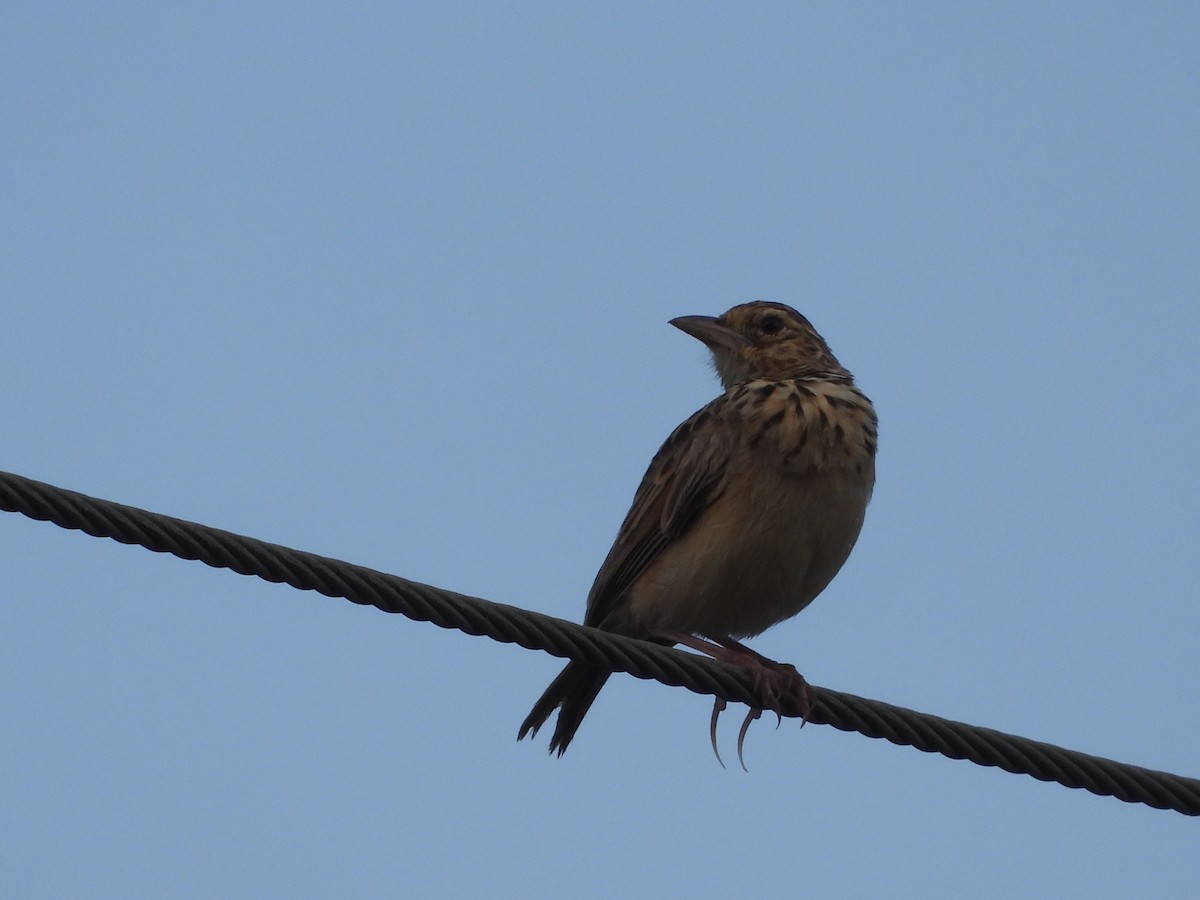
[518,662,611,756]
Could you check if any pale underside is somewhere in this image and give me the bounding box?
[586,378,877,642]
[621,462,872,639]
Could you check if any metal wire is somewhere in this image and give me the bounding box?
[2,469,1197,816]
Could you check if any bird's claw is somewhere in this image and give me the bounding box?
[710,698,727,769]
[737,707,762,772]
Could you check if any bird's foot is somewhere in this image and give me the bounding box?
[664,633,814,770]
[714,650,813,770]
[740,655,814,727]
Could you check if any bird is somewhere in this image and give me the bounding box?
[518,301,877,766]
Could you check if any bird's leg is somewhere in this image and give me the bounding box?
[666,632,814,720]
[712,636,815,726]
[659,632,815,769]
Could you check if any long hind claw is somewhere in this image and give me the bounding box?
[710,698,727,769]
[737,707,762,772]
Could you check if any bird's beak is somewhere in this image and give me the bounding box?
[669,315,750,352]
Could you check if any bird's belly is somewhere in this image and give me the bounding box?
[627,467,870,640]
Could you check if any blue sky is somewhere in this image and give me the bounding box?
[3,4,1198,897]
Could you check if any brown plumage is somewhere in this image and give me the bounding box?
[518,301,877,762]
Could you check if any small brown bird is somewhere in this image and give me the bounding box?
[518,301,877,765]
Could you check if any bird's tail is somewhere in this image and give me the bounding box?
[517,661,611,756]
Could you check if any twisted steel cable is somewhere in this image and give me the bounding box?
[2,469,1197,817]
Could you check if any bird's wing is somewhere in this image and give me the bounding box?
[583,395,737,629]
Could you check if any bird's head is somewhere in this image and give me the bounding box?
[670,301,846,388]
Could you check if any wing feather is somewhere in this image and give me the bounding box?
[583,396,737,629]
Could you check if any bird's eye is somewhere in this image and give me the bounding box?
[759,314,785,336]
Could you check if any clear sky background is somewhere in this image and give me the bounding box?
[3,4,1198,897]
